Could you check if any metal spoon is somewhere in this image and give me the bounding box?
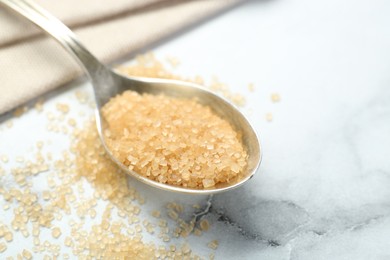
[0,0,261,194]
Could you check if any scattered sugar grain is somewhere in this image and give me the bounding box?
[118,52,245,107]
[230,94,246,107]
[199,219,210,231]
[75,90,88,104]
[1,155,9,163]
[207,240,219,250]
[21,229,30,238]
[271,93,281,103]
[266,113,273,122]
[248,83,255,92]
[181,243,191,255]
[0,242,7,253]
[4,232,13,242]
[64,237,73,247]
[51,227,62,239]
[67,118,77,127]
[22,249,32,260]
[56,103,70,114]
[151,210,161,218]
[13,106,28,117]
[34,98,45,112]
[165,56,180,68]
[89,208,97,218]
[33,237,40,246]
[193,228,202,236]
[6,120,13,128]
[168,210,179,220]
[36,141,44,149]
[194,75,204,85]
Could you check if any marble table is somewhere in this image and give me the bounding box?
[1,0,390,259]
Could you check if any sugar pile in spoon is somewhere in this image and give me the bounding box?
[102,90,247,189]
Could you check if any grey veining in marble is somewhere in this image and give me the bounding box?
[1,0,390,259]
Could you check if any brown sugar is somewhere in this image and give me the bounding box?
[199,219,210,231]
[0,53,240,258]
[51,227,62,239]
[117,53,246,107]
[207,240,219,250]
[271,93,281,103]
[101,90,248,189]
[266,112,273,122]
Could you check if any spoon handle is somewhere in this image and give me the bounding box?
[0,0,106,79]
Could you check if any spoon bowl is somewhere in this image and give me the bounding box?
[1,0,262,194]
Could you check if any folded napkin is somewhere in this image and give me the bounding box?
[0,0,243,115]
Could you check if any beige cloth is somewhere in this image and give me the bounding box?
[0,0,242,115]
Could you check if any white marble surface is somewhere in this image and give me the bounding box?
[1,0,390,259]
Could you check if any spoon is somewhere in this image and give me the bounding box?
[1,0,261,194]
